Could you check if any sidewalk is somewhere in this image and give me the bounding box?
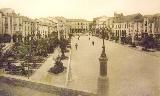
[110,40,160,58]
[30,48,70,87]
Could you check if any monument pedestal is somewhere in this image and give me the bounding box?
[99,46,108,78]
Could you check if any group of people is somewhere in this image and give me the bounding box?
[75,36,94,50]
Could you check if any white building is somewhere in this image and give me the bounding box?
[55,17,69,38]
[0,8,18,42]
[143,16,155,35]
[0,8,15,35]
[93,16,114,36]
[21,16,32,40]
[67,19,91,34]
[0,8,60,42]
[94,16,114,29]
[113,13,144,39]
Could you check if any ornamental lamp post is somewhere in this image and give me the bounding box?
[99,22,108,79]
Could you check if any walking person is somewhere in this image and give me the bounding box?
[75,43,78,50]
[78,35,80,40]
[89,37,90,40]
[92,41,94,46]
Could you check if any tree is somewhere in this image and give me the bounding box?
[0,44,4,67]
[47,37,58,53]
[59,38,69,59]
[13,34,17,42]
[49,56,64,74]
[105,27,113,40]
[16,44,29,59]
[126,34,132,45]
[148,34,155,49]
[141,33,150,51]
[3,34,11,43]
[34,38,48,57]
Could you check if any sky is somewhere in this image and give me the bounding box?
[0,0,160,20]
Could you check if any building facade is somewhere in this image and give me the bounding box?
[93,16,114,36]
[67,19,91,34]
[0,8,60,42]
[94,13,160,39]
[0,8,18,42]
[113,13,144,38]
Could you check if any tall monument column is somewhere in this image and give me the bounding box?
[98,22,108,96]
[99,22,108,79]
[99,45,108,78]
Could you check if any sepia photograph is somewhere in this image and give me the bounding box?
[0,0,160,96]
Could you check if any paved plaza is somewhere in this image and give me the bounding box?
[68,35,160,96]
[0,35,160,96]
[1,0,160,96]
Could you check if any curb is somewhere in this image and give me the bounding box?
[0,76,96,96]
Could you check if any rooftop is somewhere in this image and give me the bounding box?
[67,19,89,22]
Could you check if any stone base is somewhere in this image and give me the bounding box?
[98,76,108,80]
[97,77,109,96]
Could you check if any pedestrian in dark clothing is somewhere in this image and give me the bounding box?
[75,43,78,50]
[78,35,80,40]
[92,41,94,46]
[89,37,90,40]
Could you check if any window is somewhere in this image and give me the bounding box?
[145,29,147,32]
[145,21,147,26]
